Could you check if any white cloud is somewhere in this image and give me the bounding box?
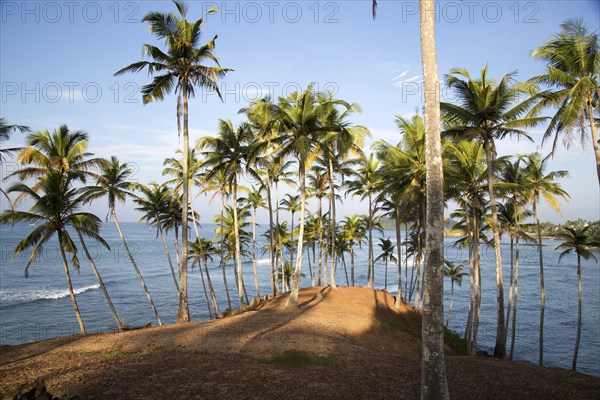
[391,70,410,81]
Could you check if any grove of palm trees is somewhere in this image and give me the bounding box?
[1,1,598,399]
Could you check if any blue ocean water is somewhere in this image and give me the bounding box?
[0,222,598,376]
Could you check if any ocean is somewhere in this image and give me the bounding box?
[1,222,598,376]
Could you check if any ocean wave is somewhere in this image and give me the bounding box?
[0,284,100,307]
[255,258,271,265]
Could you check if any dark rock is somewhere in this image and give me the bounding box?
[13,379,58,400]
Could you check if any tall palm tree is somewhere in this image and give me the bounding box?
[441,65,544,358]
[555,225,600,371]
[115,0,231,322]
[87,157,163,326]
[375,237,397,291]
[345,153,382,289]
[0,118,29,208]
[530,18,600,184]
[272,85,333,307]
[198,120,253,308]
[279,193,301,270]
[134,183,179,294]
[443,261,467,328]
[0,172,109,335]
[521,152,569,366]
[243,186,266,299]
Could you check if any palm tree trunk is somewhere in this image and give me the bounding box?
[484,136,506,359]
[194,260,213,319]
[405,223,409,298]
[287,162,306,308]
[328,155,337,289]
[446,282,454,328]
[464,201,474,347]
[384,259,388,291]
[177,86,191,323]
[318,196,325,286]
[113,211,162,326]
[203,257,220,316]
[58,232,86,335]
[266,182,277,296]
[252,206,260,299]
[587,102,600,186]
[510,231,520,360]
[367,193,374,288]
[395,200,403,307]
[307,245,314,286]
[174,230,181,279]
[232,177,245,309]
[75,229,124,331]
[290,212,295,269]
[505,235,514,347]
[219,193,232,310]
[275,181,283,292]
[341,254,349,286]
[420,0,450,395]
[573,254,582,370]
[472,199,482,354]
[350,246,355,287]
[157,218,179,292]
[534,196,545,366]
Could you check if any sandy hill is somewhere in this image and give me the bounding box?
[1,286,599,399]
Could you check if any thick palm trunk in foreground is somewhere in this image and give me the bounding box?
[76,229,124,331]
[177,87,191,323]
[419,0,450,398]
[113,210,162,326]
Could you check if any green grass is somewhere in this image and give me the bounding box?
[444,328,469,355]
[261,350,333,367]
[383,319,419,338]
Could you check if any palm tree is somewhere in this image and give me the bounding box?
[340,215,367,286]
[189,238,220,317]
[86,157,163,326]
[443,261,467,328]
[0,172,109,335]
[345,153,382,289]
[375,237,397,291]
[441,65,544,359]
[521,152,569,366]
[272,85,333,307]
[530,18,600,184]
[0,118,29,208]
[279,193,301,270]
[243,186,266,299]
[198,119,253,309]
[115,0,231,322]
[134,183,179,294]
[555,225,600,371]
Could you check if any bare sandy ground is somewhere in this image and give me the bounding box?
[1,286,599,399]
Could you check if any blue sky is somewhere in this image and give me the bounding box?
[1,0,599,223]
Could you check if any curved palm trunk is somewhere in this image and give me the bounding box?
[232,177,245,309]
[177,86,191,323]
[505,235,515,346]
[194,260,213,319]
[534,196,545,366]
[286,162,306,308]
[58,232,86,335]
[573,254,582,370]
[157,218,179,292]
[420,0,450,395]
[190,198,220,315]
[203,257,220,316]
[484,137,506,359]
[446,281,454,328]
[509,231,520,360]
[75,229,124,331]
[395,200,403,307]
[318,197,325,286]
[587,102,600,185]
[328,155,337,289]
[266,183,277,295]
[219,193,232,310]
[252,206,260,299]
[464,201,474,346]
[113,210,162,326]
[307,245,314,286]
[367,193,374,289]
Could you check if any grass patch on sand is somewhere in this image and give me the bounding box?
[384,319,419,338]
[261,350,333,367]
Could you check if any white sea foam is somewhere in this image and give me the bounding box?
[255,258,271,265]
[0,284,100,307]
